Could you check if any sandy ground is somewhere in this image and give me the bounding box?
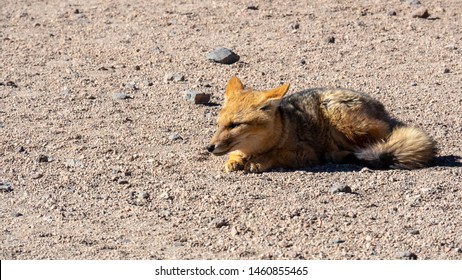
[1,0,461,260]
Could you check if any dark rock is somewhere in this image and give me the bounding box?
[289,22,300,30]
[184,90,211,104]
[443,68,450,73]
[17,146,25,153]
[37,155,52,163]
[134,65,141,71]
[330,183,352,194]
[410,229,420,235]
[117,179,129,185]
[332,239,346,244]
[327,36,335,43]
[247,5,259,10]
[207,47,240,64]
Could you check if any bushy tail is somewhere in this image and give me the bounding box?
[355,126,437,169]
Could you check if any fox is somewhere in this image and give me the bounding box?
[206,77,437,173]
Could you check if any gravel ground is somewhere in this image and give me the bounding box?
[1,0,461,259]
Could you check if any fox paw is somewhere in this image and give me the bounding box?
[244,162,265,173]
[224,160,244,173]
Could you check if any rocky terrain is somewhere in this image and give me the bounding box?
[1,0,461,259]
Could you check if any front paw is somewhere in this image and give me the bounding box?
[224,160,244,173]
[244,162,266,173]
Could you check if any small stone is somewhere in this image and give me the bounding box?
[247,5,258,10]
[412,7,430,18]
[138,191,150,199]
[31,172,43,179]
[289,22,300,30]
[64,158,83,168]
[164,73,185,83]
[13,212,23,217]
[112,92,129,100]
[332,239,345,244]
[327,36,335,43]
[387,10,397,16]
[407,0,421,6]
[443,68,450,74]
[411,82,417,86]
[212,217,229,228]
[117,179,129,185]
[410,229,420,235]
[300,59,306,65]
[0,182,13,192]
[207,47,240,65]
[37,155,52,163]
[330,183,352,194]
[6,81,18,88]
[360,167,373,173]
[16,146,25,153]
[168,133,182,141]
[125,81,138,91]
[158,192,172,200]
[184,90,211,104]
[445,44,457,50]
[134,65,141,71]
[397,251,418,260]
[456,248,462,253]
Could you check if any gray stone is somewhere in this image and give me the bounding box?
[397,251,418,260]
[168,133,182,141]
[164,73,185,83]
[0,182,13,192]
[112,92,129,100]
[207,47,240,64]
[412,7,429,18]
[212,217,229,228]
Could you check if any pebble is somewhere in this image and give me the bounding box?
[330,183,352,194]
[387,10,397,16]
[184,90,211,104]
[168,133,182,141]
[407,0,421,6]
[211,217,229,228]
[159,192,172,200]
[117,179,129,185]
[289,22,300,30]
[64,158,83,168]
[412,7,430,18]
[37,155,52,163]
[397,251,418,260]
[16,146,25,153]
[31,172,43,179]
[332,239,345,244]
[327,36,335,43]
[164,73,185,83]
[0,182,13,192]
[207,47,240,64]
[409,229,420,235]
[125,81,138,91]
[112,92,129,100]
[247,5,258,10]
[443,68,450,74]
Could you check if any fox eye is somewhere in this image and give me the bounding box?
[228,122,241,129]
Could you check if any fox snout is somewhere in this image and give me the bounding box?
[206,144,216,153]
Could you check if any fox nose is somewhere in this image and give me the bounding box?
[206,144,215,153]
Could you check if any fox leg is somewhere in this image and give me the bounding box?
[225,151,247,173]
[244,148,320,173]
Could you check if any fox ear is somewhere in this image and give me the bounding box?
[265,83,290,100]
[225,76,244,99]
[259,83,290,110]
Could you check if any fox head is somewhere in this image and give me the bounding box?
[207,77,290,156]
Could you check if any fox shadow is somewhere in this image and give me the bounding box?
[271,155,462,173]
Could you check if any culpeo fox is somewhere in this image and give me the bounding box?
[207,77,436,173]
